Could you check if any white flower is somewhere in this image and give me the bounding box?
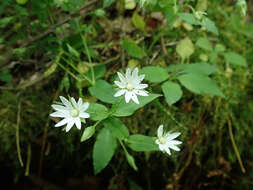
[50,96,90,132]
[155,125,182,155]
[114,67,148,104]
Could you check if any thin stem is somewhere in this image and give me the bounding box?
[25,143,31,176]
[16,101,24,167]
[227,118,246,173]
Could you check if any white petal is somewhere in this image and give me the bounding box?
[55,118,69,127]
[155,139,160,145]
[131,93,139,104]
[158,144,165,151]
[71,97,78,108]
[79,112,90,118]
[133,90,148,96]
[114,81,126,88]
[168,144,180,151]
[80,102,89,112]
[114,89,127,97]
[117,72,126,83]
[135,83,148,90]
[157,125,164,138]
[165,132,181,141]
[75,117,81,130]
[77,98,83,107]
[165,147,171,155]
[52,104,69,111]
[138,74,145,82]
[132,67,139,78]
[168,140,182,145]
[125,91,132,103]
[65,119,75,132]
[126,68,131,79]
[50,111,68,118]
[60,96,71,108]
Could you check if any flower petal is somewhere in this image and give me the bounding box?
[138,74,145,82]
[71,97,78,108]
[131,93,139,104]
[157,125,164,138]
[132,67,139,78]
[114,81,126,88]
[167,140,182,145]
[168,144,180,151]
[50,111,68,118]
[164,147,171,155]
[65,119,75,132]
[75,117,81,130]
[79,112,90,118]
[126,68,132,79]
[165,132,181,141]
[125,91,132,103]
[133,90,149,96]
[114,89,127,97]
[117,72,126,83]
[135,83,148,90]
[55,118,69,127]
[52,104,68,111]
[80,102,89,112]
[60,96,72,108]
[77,98,83,107]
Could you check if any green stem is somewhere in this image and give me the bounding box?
[16,101,24,167]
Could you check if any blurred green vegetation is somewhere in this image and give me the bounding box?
[0,0,253,189]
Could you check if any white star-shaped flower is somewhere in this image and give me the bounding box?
[50,96,90,132]
[114,67,148,104]
[155,125,182,155]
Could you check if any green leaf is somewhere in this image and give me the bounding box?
[125,151,138,171]
[103,117,129,140]
[122,39,146,59]
[176,38,195,59]
[140,66,169,83]
[93,127,117,174]
[202,18,219,35]
[88,80,117,104]
[0,69,12,83]
[81,126,96,142]
[224,52,247,66]
[126,135,159,152]
[167,63,217,75]
[113,93,161,117]
[67,43,80,57]
[103,0,116,8]
[178,13,198,25]
[86,103,109,121]
[196,37,213,51]
[132,12,146,31]
[178,73,224,97]
[162,81,182,105]
[86,65,106,80]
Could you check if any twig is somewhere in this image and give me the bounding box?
[16,101,24,167]
[227,118,246,173]
[25,143,32,176]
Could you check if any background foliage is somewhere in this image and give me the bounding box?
[0,0,253,189]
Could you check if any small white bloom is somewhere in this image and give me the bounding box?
[50,96,90,132]
[114,67,148,104]
[155,125,182,155]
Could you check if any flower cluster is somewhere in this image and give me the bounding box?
[50,67,182,156]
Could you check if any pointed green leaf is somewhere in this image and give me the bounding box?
[126,135,159,152]
[88,80,117,104]
[81,126,96,142]
[122,39,146,59]
[196,37,213,51]
[132,12,146,31]
[103,117,129,140]
[140,66,169,83]
[162,81,182,105]
[93,127,117,174]
[86,103,109,121]
[178,73,224,97]
[224,52,247,66]
[113,93,161,117]
[125,151,138,171]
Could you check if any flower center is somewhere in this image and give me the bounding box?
[70,109,79,117]
[159,137,166,144]
[126,83,134,91]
